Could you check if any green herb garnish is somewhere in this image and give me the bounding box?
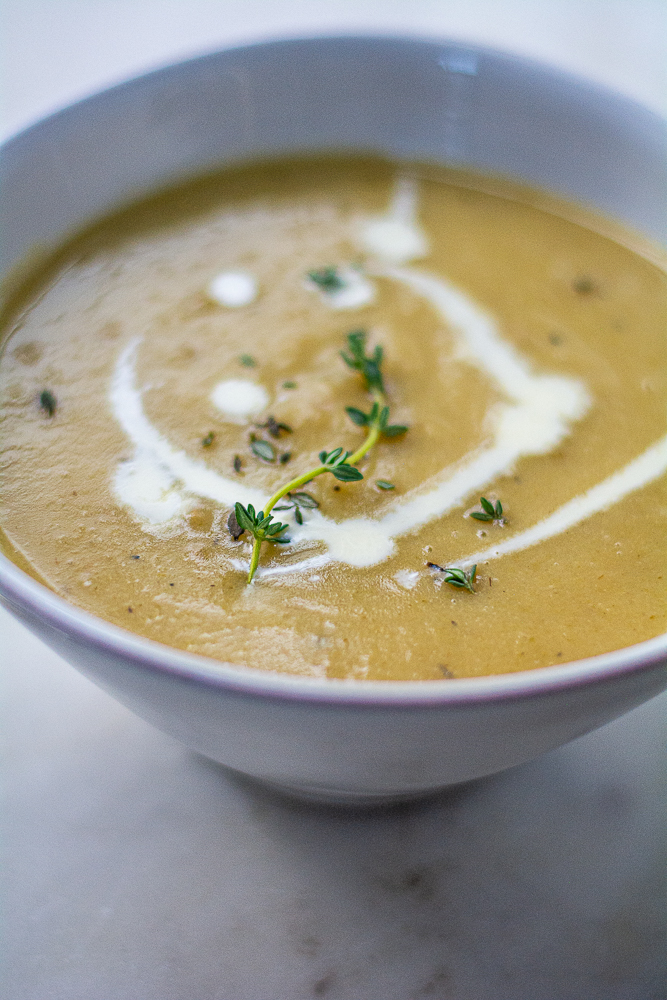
[376,480,395,490]
[233,331,406,583]
[201,431,215,447]
[250,438,276,463]
[259,416,292,439]
[428,562,477,594]
[233,502,291,545]
[239,354,256,367]
[341,329,384,393]
[274,490,319,510]
[282,380,297,389]
[233,455,243,473]
[308,266,345,293]
[470,497,504,523]
[342,331,408,442]
[274,491,319,526]
[39,389,57,417]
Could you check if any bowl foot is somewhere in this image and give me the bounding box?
[255,776,445,808]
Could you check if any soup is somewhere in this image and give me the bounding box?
[1,157,665,680]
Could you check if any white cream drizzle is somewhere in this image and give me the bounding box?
[210,379,269,422]
[109,175,667,575]
[208,270,258,307]
[114,455,188,525]
[358,175,429,263]
[394,569,421,590]
[111,340,266,524]
[462,433,667,567]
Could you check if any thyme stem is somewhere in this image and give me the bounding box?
[347,390,384,465]
[247,538,262,584]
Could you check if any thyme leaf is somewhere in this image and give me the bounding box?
[345,406,369,427]
[470,496,504,523]
[383,424,408,437]
[274,491,320,524]
[331,463,364,482]
[250,439,276,462]
[258,415,292,439]
[39,389,57,417]
[308,266,345,292]
[291,491,319,508]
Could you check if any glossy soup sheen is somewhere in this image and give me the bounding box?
[1,157,666,680]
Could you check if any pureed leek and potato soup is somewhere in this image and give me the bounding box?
[1,158,666,680]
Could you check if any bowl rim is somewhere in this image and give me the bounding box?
[1,33,666,708]
[3,30,665,151]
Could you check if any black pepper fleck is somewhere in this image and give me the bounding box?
[227,508,244,540]
[573,275,597,295]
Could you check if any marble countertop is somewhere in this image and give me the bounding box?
[2,4,666,998]
[4,609,666,999]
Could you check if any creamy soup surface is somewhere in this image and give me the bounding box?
[1,158,666,680]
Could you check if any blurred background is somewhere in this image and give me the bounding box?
[1,0,666,142]
[1,3,666,1000]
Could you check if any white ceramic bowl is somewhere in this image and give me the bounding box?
[1,37,666,804]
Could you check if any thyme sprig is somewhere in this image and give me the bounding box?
[428,562,478,594]
[235,446,362,582]
[308,266,345,292]
[342,330,408,445]
[233,330,406,583]
[341,330,385,393]
[234,502,291,544]
[470,496,505,524]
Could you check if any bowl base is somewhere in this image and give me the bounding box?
[256,776,444,808]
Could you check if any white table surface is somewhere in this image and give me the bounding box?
[1,4,666,998]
